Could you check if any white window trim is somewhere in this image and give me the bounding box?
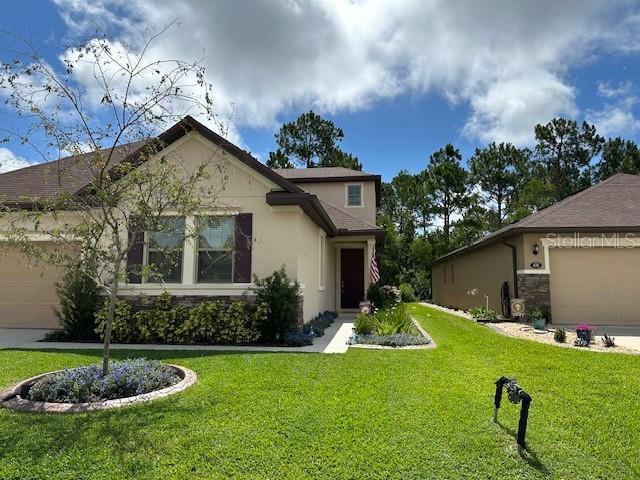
[318,229,326,291]
[345,183,364,208]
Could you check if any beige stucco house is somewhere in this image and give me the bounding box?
[0,117,383,329]
[432,173,640,327]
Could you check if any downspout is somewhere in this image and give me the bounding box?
[502,239,519,298]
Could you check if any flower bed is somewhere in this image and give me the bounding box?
[351,303,433,349]
[28,359,180,403]
[0,359,196,413]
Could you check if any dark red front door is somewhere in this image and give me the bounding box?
[341,248,364,309]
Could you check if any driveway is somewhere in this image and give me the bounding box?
[0,329,49,348]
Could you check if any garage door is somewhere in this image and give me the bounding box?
[550,248,640,326]
[0,244,64,328]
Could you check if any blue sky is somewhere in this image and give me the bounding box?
[2,1,640,181]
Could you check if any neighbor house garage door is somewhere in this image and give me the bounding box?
[0,244,63,328]
[550,247,640,326]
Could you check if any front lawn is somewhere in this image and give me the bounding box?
[1,304,638,479]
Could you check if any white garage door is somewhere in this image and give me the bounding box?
[550,247,640,326]
[0,244,63,328]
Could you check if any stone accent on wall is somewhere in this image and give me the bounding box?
[118,293,305,326]
[517,273,551,316]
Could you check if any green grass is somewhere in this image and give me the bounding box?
[1,303,638,479]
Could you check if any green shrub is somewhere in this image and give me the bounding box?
[96,293,263,345]
[399,283,417,302]
[354,313,377,335]
[468,306,498,322]
[254,267,300,342]
[53,265,101,340]
[366,283,401,310]
[354,303,412,336]
[96,299,136,343]
[554,328,566,343]
[529,305,550,321]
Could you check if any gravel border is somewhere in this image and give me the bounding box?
[0,364,197,413]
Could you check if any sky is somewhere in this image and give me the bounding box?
[1,1,640,180]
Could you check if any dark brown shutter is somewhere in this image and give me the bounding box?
[233,213,252,283]
[126,226,144,284]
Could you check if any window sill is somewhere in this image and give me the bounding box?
[119,283,255,295]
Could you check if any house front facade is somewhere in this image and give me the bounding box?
[0,117,383,329]
[432,174,640,327]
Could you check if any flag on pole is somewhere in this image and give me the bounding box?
[370,246,380,284]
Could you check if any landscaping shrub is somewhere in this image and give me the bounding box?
[136,292,190,344]
[283,329,315,346]
[602,333,616,347]
[366,283,401,310]
[96,294,265,345]
[353,333,431,348]
[399,282,417,303]
[96,299,136,343]
[254,267,300,342]
[554,328,567,343]
[468,306,498,322]
[354,313,377,335]
[179,301,263,345]
[28,358,179,403]
[53,264,101,341]
[354,303,414,337]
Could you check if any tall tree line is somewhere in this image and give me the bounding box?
[378,118,640,298]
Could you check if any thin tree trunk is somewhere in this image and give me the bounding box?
[102,256,121,376]
[497,191,503,228]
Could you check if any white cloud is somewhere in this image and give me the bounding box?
[52,0,640,146]
[0,148,31,173]
[588,80,640,137]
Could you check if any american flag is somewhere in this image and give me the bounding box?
[370,247,380,284]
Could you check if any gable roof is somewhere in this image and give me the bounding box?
[0,116,383,239]
[0,116,303,207]
[434,173,640,263]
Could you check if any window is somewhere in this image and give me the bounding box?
[319,231,326,290]
[197,216,235,283]
[346,184,362,207]
[146,217,185,283]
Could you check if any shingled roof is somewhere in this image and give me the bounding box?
[0,141,147,203]
[435,173,640,263]
[0,116,383,239]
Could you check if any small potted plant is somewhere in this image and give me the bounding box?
[529,305,549,331]
[575,324,594,344]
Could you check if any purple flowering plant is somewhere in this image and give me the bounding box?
[28,358,179,403]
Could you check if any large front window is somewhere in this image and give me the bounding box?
[197,216,235,283]
[146,217,185,283]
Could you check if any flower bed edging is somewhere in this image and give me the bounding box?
[0,365,196,413]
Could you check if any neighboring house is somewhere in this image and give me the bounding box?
[432,173,640,327]
[0,117,383,329]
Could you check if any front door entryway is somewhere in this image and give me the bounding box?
[340,248,364,309]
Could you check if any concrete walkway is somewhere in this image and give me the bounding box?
[0,315,356,354]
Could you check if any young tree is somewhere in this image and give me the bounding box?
[593,137,640,182]
[266,110,362,170]
[534,118,604,201]
[0,29,226,374]
[425,144,469,245]
[469,142,529,228]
